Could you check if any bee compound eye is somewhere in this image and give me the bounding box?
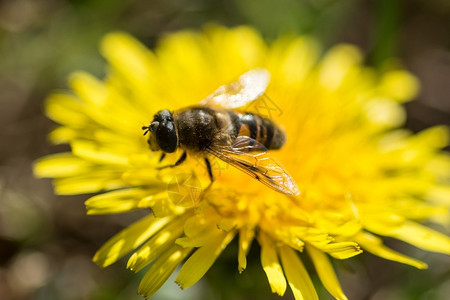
[156,120,177,153]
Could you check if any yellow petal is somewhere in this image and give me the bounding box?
[157,31,211,96]
[310,241,362,259]
[268,36,319,85]
[238,226,255,273]
[306,244,348,300]
[71,140,129,166]
[367,220,450,254]
[364,98,405,128]
[271,226,306,251]
[362,214,405,232]
[217,218,238,232]
[138,192,185,217]
[138,245,192,299]
[33,153,92,178]
[45,93,88,126]
[160,171,204,209]
[53,172,125,195]
[259,232,287,296]
[413,125,449,149]
[328,219,362,237]
[93,215,171,268]
[354,231,427,269]
[389,197,447,220]
[319,44,362,91]
[176,231,235,289]
[101,32,157,84]
[279,246,318,300]
[182,209,220,237]
[379,70,420,102]
[85,188,152,215]
[425,154,450,181]
[69,71,108,106]
[175,225,223,248]
[100,32,161,113]
[426,184,450,206]
[48,127,79,144]
[208,25,266,73]
[66,72,146,136]
[127,216,187,273]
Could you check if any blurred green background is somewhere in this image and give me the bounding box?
[1,0,449,299]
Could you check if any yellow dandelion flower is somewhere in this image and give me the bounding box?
[34,25,450,299]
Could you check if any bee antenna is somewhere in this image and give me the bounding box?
[142,126,149,136]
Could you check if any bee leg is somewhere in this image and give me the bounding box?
[159,153,166,162]
[157,151,187,169]
[174,151,187,166]
[204,158,214,188]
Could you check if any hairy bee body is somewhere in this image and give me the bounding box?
[174,106,285,152]
[143,69,299,196]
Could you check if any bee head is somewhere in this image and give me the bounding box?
[142,109,178,153]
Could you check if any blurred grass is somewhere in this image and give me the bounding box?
[1,0,449,299]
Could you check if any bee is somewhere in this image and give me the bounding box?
[142,69,299,196]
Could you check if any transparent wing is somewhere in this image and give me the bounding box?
[200,68,270,109]
[207,136,300,196]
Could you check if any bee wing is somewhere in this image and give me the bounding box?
[200,68,270,109]
[207,136,300,196]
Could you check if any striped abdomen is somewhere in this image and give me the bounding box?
[228,111,286,150]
